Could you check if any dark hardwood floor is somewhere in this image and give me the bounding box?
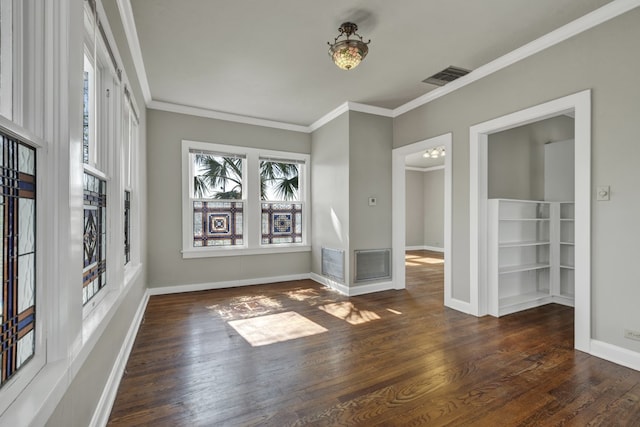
[108,250,640,426]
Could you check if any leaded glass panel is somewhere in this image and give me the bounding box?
[0,134,36,388]
[83,172,106,305]
[261,203,303,244]
[124,190,130,264]
[193,201,243,247]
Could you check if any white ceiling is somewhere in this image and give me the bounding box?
[129,0,614,126]
[405,151,444,169]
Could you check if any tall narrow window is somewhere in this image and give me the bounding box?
[190,151,244,247]
[0,0,13,118]
[124,190,130,264]
[82,54,95,165]
[0,133,36,387]
[83,172,106,305]
[260,159,303,245]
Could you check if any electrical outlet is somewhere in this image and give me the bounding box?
[624,329,640,341]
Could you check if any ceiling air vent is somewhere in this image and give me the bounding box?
[422,66,471,86]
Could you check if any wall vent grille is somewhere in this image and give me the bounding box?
[322,247,345,281]
[422,66,471,86]
[355,249,391,282]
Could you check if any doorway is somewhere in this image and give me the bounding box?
[469,90,591,352]
[392,133,464,312]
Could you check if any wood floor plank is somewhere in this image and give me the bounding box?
[108,251,640,426]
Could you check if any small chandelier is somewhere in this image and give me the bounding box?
[327,22,370,70]
[423,146,446,159]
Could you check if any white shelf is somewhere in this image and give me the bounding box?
[500,218,550,222]
[499,240,550,248]
[499,263,550,274]
[488,199,574,317]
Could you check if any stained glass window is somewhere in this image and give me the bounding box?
[83,172,106,305]
[193,201,243,246]
[261,203,302,244]
[0,133,36,387]
[259,159,303,245]
[124,190,130,264]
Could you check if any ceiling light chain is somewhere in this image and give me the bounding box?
[327,22,371,71]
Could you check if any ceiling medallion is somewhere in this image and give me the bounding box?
[327,22,370,71]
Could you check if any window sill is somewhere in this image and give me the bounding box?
[182,245,311,259]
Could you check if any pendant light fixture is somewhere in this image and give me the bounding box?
[327,22,370,70]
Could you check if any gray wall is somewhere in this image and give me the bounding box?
[488,115,574,200]
[310,112,350,281]
[348,112,393,286]
[146,109,311,288]
[405,170,425,246]
[423,170,444,248]
[393,8,640,352]
[46,0,149,425]
[405,169,444,249]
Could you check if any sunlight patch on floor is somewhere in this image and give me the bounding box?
[208,295,282,320]
[386,308,402,315]
[405,256,444,265]
[285,288,320,302]
[319,301,381,325]
[228,311,327,347]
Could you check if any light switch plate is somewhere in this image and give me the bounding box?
[596,185,610,201]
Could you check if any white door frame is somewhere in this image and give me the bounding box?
[469,90,591,352]
[392,133,466,312]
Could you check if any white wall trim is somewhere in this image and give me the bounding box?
[346,101,394,118]
[591,340,640,372]
[405,165,445,173]
[148,273,311,296]
[392,133,453,308]
[469,90,591,352]
[115,0,152,103]
[310,272,350,295]
[308,102,350,132]
[393,0,640,117]
[309,273,395,296]
[89,290,150,427]
[406,245,444,253]
[149,100,309,133]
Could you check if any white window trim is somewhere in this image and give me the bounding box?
[181,140,311,258]
[0,117,47,417]
[0,0,14,119]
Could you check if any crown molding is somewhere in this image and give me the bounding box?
[148,100,310,133]
[392,0,640,117]
[117,0,640,130]
[115,0,152,104]
[308,102,349,132]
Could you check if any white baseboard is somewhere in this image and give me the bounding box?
[590,339,640,372]
[310,273,395,296]
[148,273,311,296]
[90,290,150,427]
[445,297,473,314]
[405,245,445,253]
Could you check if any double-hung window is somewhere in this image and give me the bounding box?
[182,141,310,257]
[82,0,119,309]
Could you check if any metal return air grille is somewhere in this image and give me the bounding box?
[322,247,345,282]
[354,249,391,283]
[422,66,471,86]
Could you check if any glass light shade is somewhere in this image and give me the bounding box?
[330,40,368,70]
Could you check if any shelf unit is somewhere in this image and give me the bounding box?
[552,202,575,304]
[488,199,575,317]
